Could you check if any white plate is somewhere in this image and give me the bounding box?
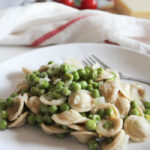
[0,43,150,150]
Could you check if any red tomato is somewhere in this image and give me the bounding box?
[60,0,74,7]
[81,0,98,9]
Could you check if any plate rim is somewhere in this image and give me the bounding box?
[0,43,150,67]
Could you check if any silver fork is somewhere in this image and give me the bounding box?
[83,54,150,86]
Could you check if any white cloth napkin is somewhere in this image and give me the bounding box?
[0,2,150,55]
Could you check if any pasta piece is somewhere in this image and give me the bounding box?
[52,109,88,125]
[101,129,129,150]
[64,58,83,69]
[16,80,29,92]
[40,95,66,106]
[7,94,27,121]
[22,67,32,75]
[115,94,130,118]
[96,69,114,81]
[8,112,28,128]
[25,96,41,114]
[124,115,150,142]
[71,131,96,144]
[41,123,69,134]
[96,118,123,137]
[91,103,120,119]
[67,124,86,131]
[100,81,121,103]
[68,90,94,112]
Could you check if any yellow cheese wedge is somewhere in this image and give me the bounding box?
[115,0,150,19]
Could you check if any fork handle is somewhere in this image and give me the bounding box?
[121,76,150,86]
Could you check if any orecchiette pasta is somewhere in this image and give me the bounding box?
[25,96,41,114]
[91,103,120,118]
[7,94,26,121]
[52,109,88,125]
[40,95,66,106]
[68,90,94,112]
[71,131,97,144]
[124,115,150,142]
[41,123,69,134]
[96,118,123,137]
[100,80,121,103]
[67,124,86,131]
[8,112,28,128]
[101,129,129,150]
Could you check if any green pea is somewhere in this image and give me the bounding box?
[144,109,150,115]
[87,84,94,92]
[10,93,18,98]
[29,73,36,81]
[6,97,14,106]
[144,101,150,109]
[40,104,49,114]
[60,63,71,73]
[92,82,100,89]
[30,87,39,96]
[91,69,98,79]
[78,69,86,78]
[79,81,88,89]
[72,71,80,81]
[0,119,7,130]
[0,111,8,119]
[56,133,65,139]
[62,87,71,96]
[85,120,96,131]
[40,72,48,78]
[92,89,100,98]
[103,122,113,129]
[0,102,7,111]
[88,79,94,84]
[57,81,64,85]
[36,114,44,123]
[88,114,101,122]
[97,67,103,74]
[106,108,113,116]
[33,71,40,76]
[85,66,91,79]
[130,100,138,109]
[52,91,62,99]
[60,103,70,112]
[130,108,140,116]
[98,109,106,119]
[64,73,73,81]
[47,83,54,91]
[106,137,114,143]
[38,89,45,96]
[44,115,53,125]
[27,114,36,125]
[88,139,99,150]
[31,77,40,85]
[39,80,49,89]
[48,61,54,64]
[93,115,101,122]
[70,82,81,92]
[55,83,64,92]
[49,105,58,114]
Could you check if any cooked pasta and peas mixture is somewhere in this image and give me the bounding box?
[0,59,150,150]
